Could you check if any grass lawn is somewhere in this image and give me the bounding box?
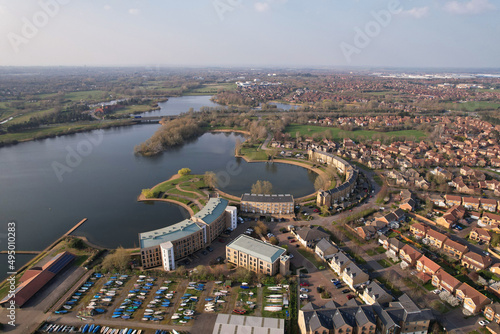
[375,246,387,254]
[453,101,500,111]
[285,124,427,141]
[297,248,325,269]
[366,249,376,256]
[63,90,111,102]
[239,143,268,160]
[185,83,236,95]
[377,259,393,268]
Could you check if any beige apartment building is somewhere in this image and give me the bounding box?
[226,234,290,276]
[240,193,294,218]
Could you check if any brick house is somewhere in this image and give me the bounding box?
[456,283,491,314]
[409,222,427,239]
[469,227,492,244]
[425,229,448,249]
[461,251,492,271]
[442,239,469,259]
[432,268,462,294]
[399,244,423,267]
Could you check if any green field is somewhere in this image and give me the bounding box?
[185,83,236,95]
[285,124,427,141]
[63,90,111,102]
[454,101,500,111]
[239,143,268,160]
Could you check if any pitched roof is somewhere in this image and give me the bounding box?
[418,255,441,273]
[296,226,330,242]
[433,268,461,291]
[315,238,338,255]
[241,193,294,203]
[426,229,448,242]
[457,283,490,306]
[443,239,468,253]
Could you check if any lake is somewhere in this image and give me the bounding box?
[0,95,317,277]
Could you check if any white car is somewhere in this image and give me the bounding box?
[479,320,490,326]
[300,294,308,299]
[431,289,441,295]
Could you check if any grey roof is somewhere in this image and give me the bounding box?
[296,226,330,242]
[315,238,338,255]
[344,263,367,279]
[241,193,294,203]
[212,314,284,334]
[365,281,392,302]
[227,234,286,263]
[139,219,201,249]
[193,198,228,225]
[139,197,228,249]
[332,252,352,267]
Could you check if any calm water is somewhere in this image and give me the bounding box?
[143,95,221,117]
[0,96,317,279]
[0,133,316,246]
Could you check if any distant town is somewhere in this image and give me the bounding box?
[2,67,500,334]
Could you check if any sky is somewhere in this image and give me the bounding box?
[0,0,498,69]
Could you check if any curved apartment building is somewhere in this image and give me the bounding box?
[139,198,237,271]
[308,149,359,207]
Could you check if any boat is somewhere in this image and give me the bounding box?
[264,305,282,312]
[233,309,246,315]
[179,320,187,324]
[171,315,180,319]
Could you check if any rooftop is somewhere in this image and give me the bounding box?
[227,234,286,263]
[139,219,201,249]
[241,193,294,203]
[193,198,229,225]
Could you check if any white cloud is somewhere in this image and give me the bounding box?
[444,0,495,15]
[128,8,140,15]
[104,5,112,11]
[254,2,270,12]
[401,7,430,19]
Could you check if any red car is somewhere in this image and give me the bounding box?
[300,282,309,287]
[290,239,296,243]
[347,294,355,300]
[313,209,319,213]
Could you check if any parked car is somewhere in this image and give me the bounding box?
[300,294,308,299]
[331,279,339,283]
[290,239,296,243]
[206,246,214,252]
[300,288,309,292]
[287,236,293,239]
[479,320,490,326]
[300,282,310,287]
[347,294,355,300]
[342,289,350,293]
[202,250,208,255]
[313,209,320,213]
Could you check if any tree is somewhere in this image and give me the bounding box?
[320,205,330,216]
[235,138,242,155]
[175,265,187,277]
[314,175,330,191]
[142,188,155,199]
[178,168,192,176]
[101,247,130,272]
[269,237,279,245]
[204,171,217,189]
[251,180,273,194]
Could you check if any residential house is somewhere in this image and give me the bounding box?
[462,197,481,211]
[432,268,461,294]
[437,205,466,229]
[376,209,406,226]
[425,229,448,249]
[330,252,352,276]
[361,281,393,305]
[385,294,434,334]
[429,194,446,208]
[445,194,462,207]
[416,255,441,282]
[456,283,491,314]
[356,225,378,240]
[481,198,498,212]
[482,212,500,230]
[469,227,492,244]
[461,251,492,271]
[315,238,338,260]
[295,226,330,247]
[399,244,423,267]
[484,303,500,323]
[399,198,416,212]
[409,223,427,239]
[342,263,370,289]
[442,239,469,259]
[491,263,500,276]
